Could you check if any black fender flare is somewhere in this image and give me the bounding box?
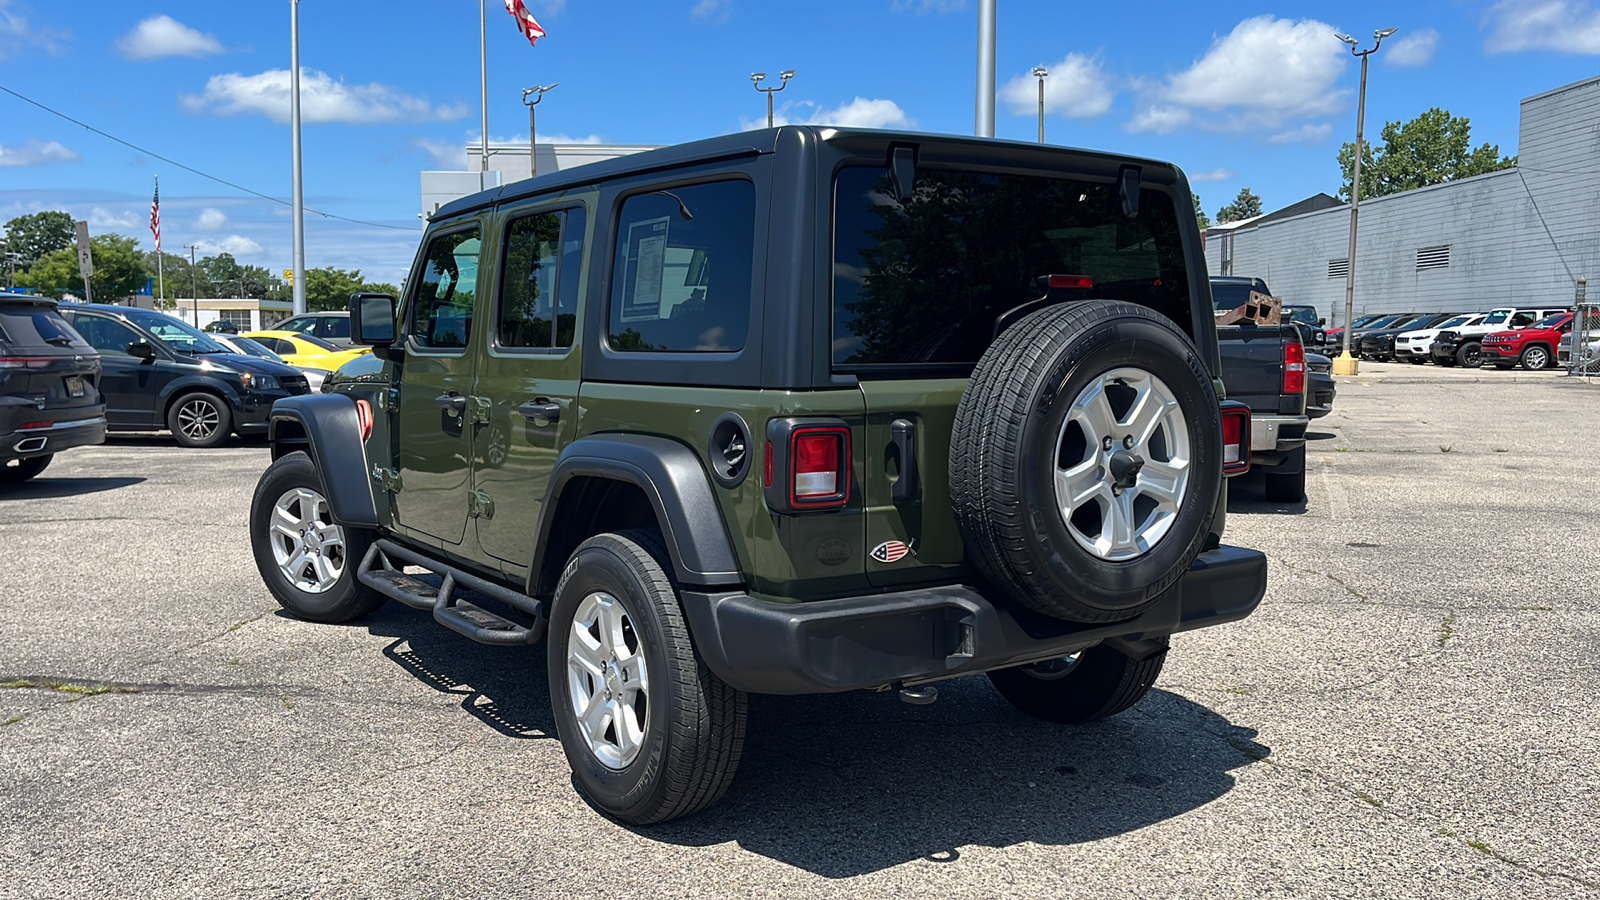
[531,434,743,590]
[267,394,379,528]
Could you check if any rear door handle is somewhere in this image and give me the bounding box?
[519,400,561,424]
[435,393,466,413]
[890,418,918,503]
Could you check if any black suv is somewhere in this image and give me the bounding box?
[59,304,309,447]
[0,293,105,482]
[248,128,1268,824]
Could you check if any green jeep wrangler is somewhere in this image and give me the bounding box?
[249,127,1266,825]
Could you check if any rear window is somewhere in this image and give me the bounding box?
[0,304,89,350]
[289,332,340,352]
[1533,312,1567,329]
[832,166,1190,368]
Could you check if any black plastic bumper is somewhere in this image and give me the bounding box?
[680,545,1267,695]
[1,417,106,463]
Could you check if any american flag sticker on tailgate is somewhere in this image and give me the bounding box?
[871,540,912,563]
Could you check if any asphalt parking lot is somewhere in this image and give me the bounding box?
[3,366,1598,899]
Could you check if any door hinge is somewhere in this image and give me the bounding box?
[371,465,402,492]
[469,395,492,426]
[381,388,400,413]
[468,489,495,519]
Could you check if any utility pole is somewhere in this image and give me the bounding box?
[751,71,795,127]
[976,0,996,137]
[186,245,200,328]
[1332,26,1397,377]
[480,0,491,173]
[522,84,558,178]
[289,0,307,315]
[1032,66,1048,143]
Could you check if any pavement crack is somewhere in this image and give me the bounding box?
[141,604,279,666]
[363,740,470,785]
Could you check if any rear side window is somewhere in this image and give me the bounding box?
[0,305,89,350]
[607,180,754,352]
[280,316,313,333]
[324,317,350,339]
[409,227,481,350]
[832,166,1191,368]
[499,206,585,350]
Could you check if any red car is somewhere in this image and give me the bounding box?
[1481,311,1573,370]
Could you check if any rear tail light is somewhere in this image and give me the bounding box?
[1220,403,1250,477]
[1047,274,1095,290]
[790,427,850,508]
[1283,340,1306,395]
[0,357,57,369]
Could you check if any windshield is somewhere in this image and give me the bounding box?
[1483,309,1512,326]
[1362,315,1406,329]
[1433,314,1473,330]
[128,311,229,353]
[222,336,286,362]
[1350,315,1384,328]
[1532,312,1568,329]
[1284,307,1319,326]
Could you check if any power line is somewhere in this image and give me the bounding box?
[0,83,419,232]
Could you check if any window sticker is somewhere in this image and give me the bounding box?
[621,216,670,323]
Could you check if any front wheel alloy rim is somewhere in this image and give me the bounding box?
[269,487,348,593]
[1527,348,1548,368]
[567,591,650,769]
[177,399,221,441]
[1053,367,1192,562]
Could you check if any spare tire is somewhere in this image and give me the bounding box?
[951,300,1223,623]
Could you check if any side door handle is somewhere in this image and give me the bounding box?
[435,393,466,414]
[890,418,918,504]
[519,400,561,424]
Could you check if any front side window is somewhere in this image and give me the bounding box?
[280,316,313,333]
[409,227,482,350]
[1511,311,1537,327]
[832,166,1190,368]
[499,207,585,350]
[71,315,143,357]
[608,181,754,352]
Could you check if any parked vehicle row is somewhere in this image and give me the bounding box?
[1338,306,1574,369]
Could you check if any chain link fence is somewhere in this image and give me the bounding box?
[1565,277,1599,377]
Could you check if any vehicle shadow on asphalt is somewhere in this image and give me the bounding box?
[359,604,1267,878]
[1226,473,1308,515]
[0,476,145,500]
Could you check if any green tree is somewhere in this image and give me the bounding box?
[363,281,400,297]
[2,211,75,269]
[1192,192,1211,229]
[21,234,150,301]
[304,266,367,312]
[1214,188,1262,224]
[1338,108,1515,201]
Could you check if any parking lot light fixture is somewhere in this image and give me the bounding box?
[1331,26,1397,378]
[521,84,558,179]
[1032,66,1048,143]
[752,70,795,129]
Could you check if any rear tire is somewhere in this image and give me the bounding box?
[989,639,1168,723]
[548,530,746,825]
[249,451,384,623]
[0,454,53,484]
[168,391,232,448]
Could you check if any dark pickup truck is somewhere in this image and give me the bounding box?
[1210,276,1319,503]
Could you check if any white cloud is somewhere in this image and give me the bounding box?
[89,208,139,229]
[1385,29,1440,67]
[0,0,68,58]
[1485,0,1600,53]
[1188,168,1235,182]
[891,0,966,12]
[415,138,466,170]
[182,69,469,124]
[116,15,222,60]
[194,235,263,257]
[1128,16,1348,134]
[0,138,78,167]
[1000,54,1114,119]
[745,97,914,131]
[1125,105,1192,135]
[1267,123,1334,144]
[691,0,730,22]
[196,208,228,231]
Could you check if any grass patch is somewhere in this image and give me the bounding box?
[1354,790,1384,809]
[1438,613,1458,648]
[2,716,21,726]
[0,678,139,696]
[1436,827,1457,838]
[1224,686,1252,695]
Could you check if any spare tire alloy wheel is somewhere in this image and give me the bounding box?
[951,301,1222,624]
[1055,368,1191,561]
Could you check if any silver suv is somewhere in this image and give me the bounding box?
[273,311,352,347]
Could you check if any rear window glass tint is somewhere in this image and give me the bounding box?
[0,305,88,349]
[324,317,350,338]
[832,166,1191,368]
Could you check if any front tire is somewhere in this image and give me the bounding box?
[548,530,746,825]
[168,391,232,448]
[989,639,1168,723]
[1456,341,1484,369]
[1521,345,1551,370]
[0,454,52,484]
[249,451,384,623]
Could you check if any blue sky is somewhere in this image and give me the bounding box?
[2,0,1599,283]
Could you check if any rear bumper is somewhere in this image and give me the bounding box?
[1250,414,1308,466]
[1,416,106,461]
[681,545,1268,695]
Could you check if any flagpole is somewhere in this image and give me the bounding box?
[289,0,307,316]
[155,177,165,308]
[480,0,490,174]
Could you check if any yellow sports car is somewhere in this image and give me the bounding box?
[242,330,370,371]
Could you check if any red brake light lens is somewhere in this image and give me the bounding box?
[1283,340,1306,396]
[1220,405,1250,476]
[1048,274,1095,290]
[790,427,849,508]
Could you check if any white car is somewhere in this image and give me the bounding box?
[1394,312,1486,363]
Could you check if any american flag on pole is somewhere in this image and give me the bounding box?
[149,180,161,252]
[504,0,545,48]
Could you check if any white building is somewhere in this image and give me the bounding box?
[421,142,659,219]
[128,296,293,331]
[1204,75,1600,326]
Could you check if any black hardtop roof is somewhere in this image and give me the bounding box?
[0,292,59,307]
[431,126,1187,222]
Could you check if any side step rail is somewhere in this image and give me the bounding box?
[357,539,547,647]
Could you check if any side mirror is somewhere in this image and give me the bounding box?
[351,292,397,346]
[127,339,156,360]
[1318,317,1327,327]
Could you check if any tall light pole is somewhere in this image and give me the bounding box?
[289,0,306,316]
[751,70,795,128]
[976,0,996,136]
[1331,26,1397,377]
[1032,66,1048,143]
[522,83,558,178]
[185,244,200,328]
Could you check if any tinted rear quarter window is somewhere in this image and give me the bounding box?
[832,167,1191,368]
[0,304,89,350]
